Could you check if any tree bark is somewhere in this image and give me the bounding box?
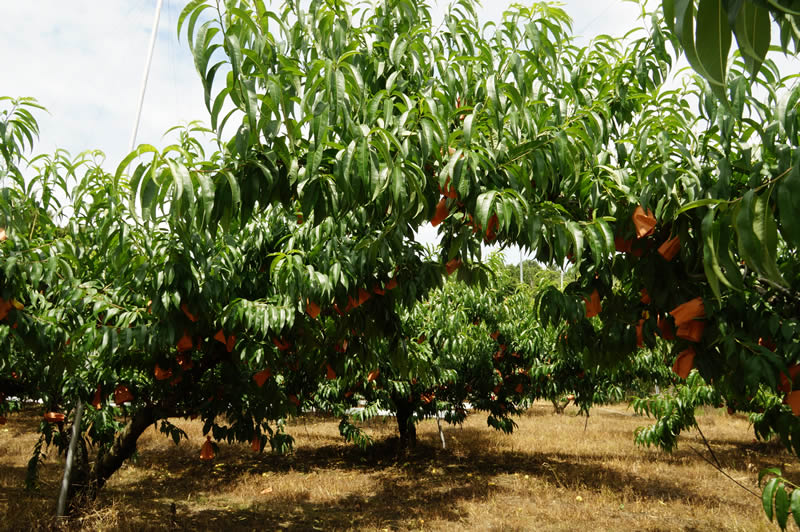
[551,398,565,415]
[394,400,417,449]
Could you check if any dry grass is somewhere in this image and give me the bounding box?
[1,403,797,531]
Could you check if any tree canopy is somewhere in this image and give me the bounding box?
[3,0,800,526]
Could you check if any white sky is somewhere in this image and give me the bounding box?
[0,0,685,264]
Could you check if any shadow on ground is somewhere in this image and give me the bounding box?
[80,425,772,531]
[1,405,787,531]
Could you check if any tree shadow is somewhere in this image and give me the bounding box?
[4,406,782,530]
[682,435,799,481]
[1,464,63,530]
[2,409,48,438]
[90,424,768,531]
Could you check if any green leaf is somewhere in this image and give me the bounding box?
[177,0,211,44]
[734,191,762,272]
[733,2,771,79]
[391,165,407,206]
[702,209,722,299]
[475,190,497,230]
[167,159,195,219]
[453,158,468,199]
[752,189,786,286]
[585,224,602,264]
[695,0,732,88]
[463,112,475,147]
[673,0,726,99]
[790,488,800,528]
[420,119,434,160]
[676,198,726,214]
[441,148,462,195]
[596,219,614,253]
[566,221,583,266]
[225,33,243,86]
[777,162,800,249]
[486,75,502,130]
[141,176,158,217]
[776,484,790,530]
[764,477,779,521]
[663,0,676,34]
[389,35,407,66]
[114,144,159,186]
[220,169,241,213]
[715,214,744,290]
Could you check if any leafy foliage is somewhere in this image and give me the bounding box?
[322,255,670,448]
[4,2,800,527]
[632,370,724,452]
[759,468,800,531]
[663,0,800,97]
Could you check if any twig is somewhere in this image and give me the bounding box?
[687,444,759,498]
[757,276,800,301]
[28,210,38,240]
[695,424,722,470]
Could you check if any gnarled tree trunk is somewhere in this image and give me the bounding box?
[65,406,156,513]
[551,398,565,415]
[394,399,417,449]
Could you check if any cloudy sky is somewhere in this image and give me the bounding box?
[0,0,735,263]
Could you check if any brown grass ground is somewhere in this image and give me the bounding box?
[1,403,796,531]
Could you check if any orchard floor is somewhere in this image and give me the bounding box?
[1,403,797,531]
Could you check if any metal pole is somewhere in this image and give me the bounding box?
[128,0,165,153]
[435,403,446,450]
[519,246,523,285]
[56,400,84,517]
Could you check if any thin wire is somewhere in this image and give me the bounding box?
[166,0,181,132]
[128,0,165,154]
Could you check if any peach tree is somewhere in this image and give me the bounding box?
[325,255,674,449]
[9,0,790,520]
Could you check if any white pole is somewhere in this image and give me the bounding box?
[128,0,165,153]
[435,403,446,450]
[56,400,84,517]
[519,246,523,284]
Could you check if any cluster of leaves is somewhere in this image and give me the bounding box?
[662,0,800,99]
[535,47,800,445]
[323,256,672,449]
[331,256,543,439]
[632,369,724,452]
[760,467,800,531]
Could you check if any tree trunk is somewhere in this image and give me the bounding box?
[551,398,565,415]
[65,406,156,513]
[395,400,417,449]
